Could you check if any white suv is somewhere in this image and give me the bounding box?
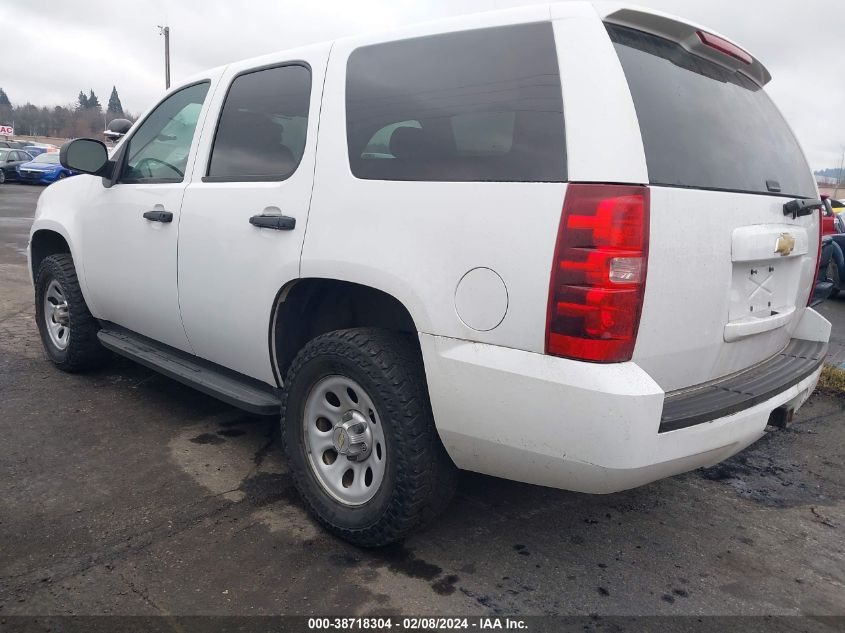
[29,2,830,546]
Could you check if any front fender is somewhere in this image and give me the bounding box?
[28,175,100,313]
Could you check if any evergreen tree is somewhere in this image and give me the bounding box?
[0,88,10,107]
[106,86,124,117]
[77,91,89,110]
[87,89,101,111]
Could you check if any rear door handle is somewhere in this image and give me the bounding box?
[249,214,296,231]
[143,210,173,223]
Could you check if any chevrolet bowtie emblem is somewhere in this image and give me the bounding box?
[775,233,795,257]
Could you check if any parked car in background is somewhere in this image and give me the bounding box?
[0,148,33,183]
[104,118,133,144]
[22,146,47,158]
[0,140,28,149]
[821,194,838,235]
[17,152,78,185]
[813,235,835,305]
[820,198,845,297]
[32,1,829,546]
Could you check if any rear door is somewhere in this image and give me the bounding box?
[603,18,820,392]
[177,44,330,383]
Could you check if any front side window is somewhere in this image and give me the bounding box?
[346,22,566,182]
[206,64,311,181]
[120,82,210,184]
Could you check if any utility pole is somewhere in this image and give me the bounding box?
[158,25,171,89]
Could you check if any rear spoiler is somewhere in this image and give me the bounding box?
[596,4,772,87]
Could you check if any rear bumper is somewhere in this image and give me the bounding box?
[660,338,827,433]
[420,308,830,494]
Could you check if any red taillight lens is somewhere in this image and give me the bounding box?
[545,184,649,363]
[808,207,822,307]
[696,30,753,65]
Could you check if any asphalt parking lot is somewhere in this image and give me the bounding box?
[1,184,843,618]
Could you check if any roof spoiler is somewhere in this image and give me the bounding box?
[599,6,772,87]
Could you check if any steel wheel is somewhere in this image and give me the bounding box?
[302,374,387,506]
[43,278,70,351]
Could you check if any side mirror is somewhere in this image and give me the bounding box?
[60,139,110,176]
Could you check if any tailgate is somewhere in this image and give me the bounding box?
[635,187,817,391]
[604,15,820,391]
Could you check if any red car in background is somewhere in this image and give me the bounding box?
[821,194,845,235]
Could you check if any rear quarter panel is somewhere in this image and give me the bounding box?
[301,2,646,352]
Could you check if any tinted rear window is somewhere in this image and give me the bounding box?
[608,24,815,198]
[346,22,566,182]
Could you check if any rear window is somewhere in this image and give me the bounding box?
[345,22,566,182]
[608,24,816,198]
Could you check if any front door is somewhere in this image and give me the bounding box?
[178,46,329,382]
[79,80,215,351]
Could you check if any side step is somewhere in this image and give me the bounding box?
[97,328,282,416]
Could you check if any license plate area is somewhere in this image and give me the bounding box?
[729,260,789,320]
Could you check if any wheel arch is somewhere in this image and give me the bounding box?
[270,278,419,385]
[30,229,72,281]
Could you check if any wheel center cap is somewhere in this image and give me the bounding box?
[52,303,69,326]
[332,410,372,461]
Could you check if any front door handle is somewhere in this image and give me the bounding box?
[143,210,173,223]
[249,214,296,231]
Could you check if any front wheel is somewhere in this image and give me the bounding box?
[35,254,111,372]
[0,170,5,184]
[281,328,457,547]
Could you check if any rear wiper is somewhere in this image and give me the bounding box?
[783,198,823,219]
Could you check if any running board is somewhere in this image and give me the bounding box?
[97,328,282,416]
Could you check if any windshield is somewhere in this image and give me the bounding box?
[608,24,816,198]
[33,153,59,164]
[0,149,8,160]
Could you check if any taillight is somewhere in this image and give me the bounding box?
[696,30,753,65]
[545,184,649,363]
[808,206,822,306]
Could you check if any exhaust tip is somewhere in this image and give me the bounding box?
[768,405,795,429]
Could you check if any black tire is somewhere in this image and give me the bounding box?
[281,328,457,547]
[0,170,5,184]
[35,254,111,372]
[828,261,841,298]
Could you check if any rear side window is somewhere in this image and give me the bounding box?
[608,24,815,198]
[346,22,566,182]
[207,64,311,182]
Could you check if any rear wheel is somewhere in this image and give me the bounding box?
[281,328,457,547]
[35,254,110,372]
[0,170,5,184]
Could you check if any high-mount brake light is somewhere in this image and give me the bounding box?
[696,30,753,65]
[545,184,650,363]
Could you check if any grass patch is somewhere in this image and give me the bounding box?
[817,364,845,394]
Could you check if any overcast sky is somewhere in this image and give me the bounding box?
[5,0,844,169]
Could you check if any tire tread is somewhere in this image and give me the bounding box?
[281,328,456,547]
[35,253,110,372]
